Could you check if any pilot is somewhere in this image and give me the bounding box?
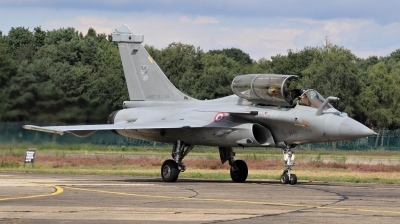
[288,89,300,101]
[289,89,301,106]
[299,94,311,106]
[268,87,278,97]
[292,96,299,106]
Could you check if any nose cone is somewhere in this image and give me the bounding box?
[339,118,377,139]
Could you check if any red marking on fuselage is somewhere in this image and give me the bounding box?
[214,112,226,122]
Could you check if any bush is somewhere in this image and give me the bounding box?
[0,161,20,168]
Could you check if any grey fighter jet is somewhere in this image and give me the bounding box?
[24,24,376,185]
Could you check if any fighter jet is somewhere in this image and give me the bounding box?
[24,24,376,185]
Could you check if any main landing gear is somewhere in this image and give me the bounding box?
[219,147,248,182]
[160,143,249,183]
[161,140,193,182]
[280,144,297,185]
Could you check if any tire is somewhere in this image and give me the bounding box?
[230,160,248,182]
[280,174,289,184]
[289,174,297,185]
[161,160,180,182]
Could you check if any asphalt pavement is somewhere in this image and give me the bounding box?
[1,172,399,223]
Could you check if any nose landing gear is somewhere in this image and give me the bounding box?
[280,145,297,185]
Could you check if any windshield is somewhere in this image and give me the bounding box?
[298,90,333,110]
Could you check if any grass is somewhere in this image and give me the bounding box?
[1,146,400,184]
[4,142,400,157]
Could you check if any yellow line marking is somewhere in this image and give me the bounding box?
[0,181,64,201]
[65,186,400,215]
[148,56,153,63]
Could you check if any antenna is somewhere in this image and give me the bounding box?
[324,36,331,47]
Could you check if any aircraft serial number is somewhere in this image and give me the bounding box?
[282,129,298,137]
[146,95,171,100]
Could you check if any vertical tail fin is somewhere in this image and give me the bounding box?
[112,24,195,102]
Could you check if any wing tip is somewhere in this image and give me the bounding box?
[22,125,64,135]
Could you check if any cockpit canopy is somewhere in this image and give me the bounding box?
[231,74,298,106]
[298,89,333,110]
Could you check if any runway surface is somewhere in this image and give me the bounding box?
[1,172,399,223]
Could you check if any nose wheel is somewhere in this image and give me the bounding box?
[280,172,289,184]
[289,174,297,185]
[280,171,297,185]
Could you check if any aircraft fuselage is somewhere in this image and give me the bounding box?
[112,95,372,148]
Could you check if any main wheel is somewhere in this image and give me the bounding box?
[230,160,248,182]
[289,174,297,185]
[161,160,180,182]
[280,173,289,184]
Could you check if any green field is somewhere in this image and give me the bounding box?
[1,143,400,184]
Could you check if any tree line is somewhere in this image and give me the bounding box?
[0,27,399,129]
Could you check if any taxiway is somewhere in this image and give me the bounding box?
[1,172,399,223]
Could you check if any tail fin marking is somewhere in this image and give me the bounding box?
[112,24,196,102]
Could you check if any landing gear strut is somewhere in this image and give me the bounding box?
[219,147,248,182]
[280,145,297,185]
[161,140,194,182]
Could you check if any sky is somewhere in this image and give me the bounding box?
[1,0,400,60]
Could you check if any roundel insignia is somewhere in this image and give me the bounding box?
[214,112,226,122]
